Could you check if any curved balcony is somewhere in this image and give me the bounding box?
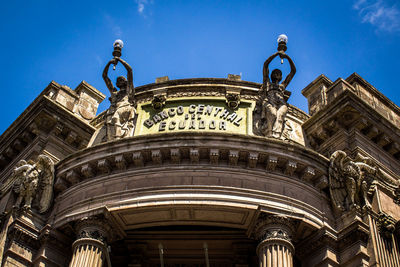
[52,132,332,235]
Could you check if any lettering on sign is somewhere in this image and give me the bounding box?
[144,104,243,132]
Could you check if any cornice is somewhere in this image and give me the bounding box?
[54,132,329,197]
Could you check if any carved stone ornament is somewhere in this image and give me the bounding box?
[75,216,112,244]
[152,94,167,110]
[253,214,295,243]
[3,155,55,213]
[225,93,240,110]
[377,212,396,240]
[329,150,377,212]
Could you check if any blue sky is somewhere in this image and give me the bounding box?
[1,0,400,134]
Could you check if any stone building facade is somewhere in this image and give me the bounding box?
[0,71,399,266]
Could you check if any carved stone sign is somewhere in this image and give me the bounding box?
[135,99,253,136]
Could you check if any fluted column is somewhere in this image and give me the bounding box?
[254,215,295,267]
[69,216,111,267]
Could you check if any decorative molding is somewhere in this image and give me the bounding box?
[53,136,330,195]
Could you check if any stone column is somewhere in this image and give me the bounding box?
[69,217,111,267]
[254,215,295,267]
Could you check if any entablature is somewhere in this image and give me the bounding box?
[55,132,329,195]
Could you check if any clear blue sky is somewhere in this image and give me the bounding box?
[1,0,400,134]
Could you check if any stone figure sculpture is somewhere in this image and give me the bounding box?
[258,51,296,139]
[9,155,54,213]
[329,150,378,212]
[103,55,136,141]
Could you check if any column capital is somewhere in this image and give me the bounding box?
[74,215,112,245]
[254,214,295,241]
[253,214,296,257]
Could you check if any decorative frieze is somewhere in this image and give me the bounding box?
[53,138,329,195]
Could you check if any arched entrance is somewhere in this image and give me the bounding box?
[110,225,258,266]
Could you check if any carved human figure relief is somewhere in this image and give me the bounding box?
[254,38,296,139]
[102,41,136,141]
[7,155,54,213]
[329,150,378,212]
